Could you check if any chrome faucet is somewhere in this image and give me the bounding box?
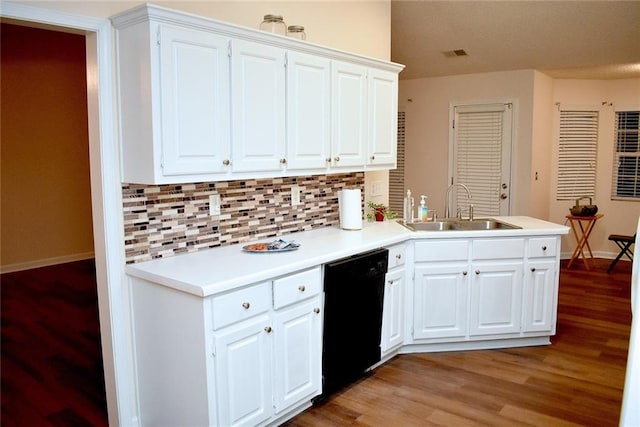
[444,183,472,219]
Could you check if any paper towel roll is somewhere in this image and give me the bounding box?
[338,189,363,230]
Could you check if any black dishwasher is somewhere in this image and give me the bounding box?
[320,248,388,399]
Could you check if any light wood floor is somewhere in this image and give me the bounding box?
[284,258,632,427]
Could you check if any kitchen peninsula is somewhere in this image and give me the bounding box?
[126,216,569,427]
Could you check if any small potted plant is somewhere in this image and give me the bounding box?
[367,201,397,222]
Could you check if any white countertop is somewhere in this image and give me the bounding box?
[125,216,568,297]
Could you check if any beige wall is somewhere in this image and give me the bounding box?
[550,78,640,257]
[1,23,95,271]
[399,69,536,217]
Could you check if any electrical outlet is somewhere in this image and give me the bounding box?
[291,185,302,206]
[209,193,221,216]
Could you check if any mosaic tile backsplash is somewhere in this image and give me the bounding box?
[123,173,364,263]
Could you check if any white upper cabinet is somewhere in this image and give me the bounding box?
[286,52,331,170]
[368,68,398,168]
[159,25,231,177]
[230,39,286,173]
[112,4,404,184]
[331,61,368,169]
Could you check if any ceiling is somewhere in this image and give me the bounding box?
[391,1,640,80]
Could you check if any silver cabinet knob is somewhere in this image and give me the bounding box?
[314,308,320,314]
[396,254,402,260]
[280,158,287,164]
[531,267,536,272]
[475,270,481,275]
[298,285,306,292]
[370,155,375,161]
[242,302,250,309]
[222,159,231,166]
[462,271,468,276]
[264,326,272,333]
[542,246,547,251]
[334,156,340,162]
[325,157,332,163]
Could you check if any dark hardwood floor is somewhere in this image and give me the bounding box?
[1,258,632,426]
[286,258,633,427]
[1,259,108,427]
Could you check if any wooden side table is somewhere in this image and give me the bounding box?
[566,214,603,270]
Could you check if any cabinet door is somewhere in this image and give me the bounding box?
[523,259,557,333]
[368,68,398,167]
[273,297,322,414]
[159,25,231,176]
[331,61,368,168]
[231,39,286,172]
[215,315,272,427]
[469,261,523,336]
[286,52,331,170]
[381,268,405,352]
[413,264,468,340]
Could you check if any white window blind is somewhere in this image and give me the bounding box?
[611,110,640,200]
[556,110,598,200]
[389,111,405,215]
[455,106,504,216]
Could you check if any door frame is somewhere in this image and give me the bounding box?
[1,3,136,426]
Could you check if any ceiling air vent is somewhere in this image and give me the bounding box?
[443,49,468,58]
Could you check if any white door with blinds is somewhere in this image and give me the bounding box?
[451,103,513,217]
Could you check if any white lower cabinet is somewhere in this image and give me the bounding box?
[469,260,523,336]
[411,236,559,345]
[381,244,406,355]
[215,314,273,427]
[413,263,468,340]
[273,299,322,413]
[213,267,322,427]
[130,267,322,427]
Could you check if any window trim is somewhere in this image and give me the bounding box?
[611,108,640,202]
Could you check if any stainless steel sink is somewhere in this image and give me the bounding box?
[402,218,521,232]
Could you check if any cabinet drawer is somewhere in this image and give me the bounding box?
[212,282,271,330]
[273,267,321,310]
[528,237,557,257]
[387,244,406,269]
[415,240,469,262]
[472,238,524,260]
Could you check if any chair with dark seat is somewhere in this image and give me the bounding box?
[607,233,635,272]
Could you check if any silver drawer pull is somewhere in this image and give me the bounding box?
[242,302,250,309]
[264,326,272,333]
[334,156,340,162]
[396,254,402,260]
[542,246,547,251]
[280,158,287,164]
[388,280,395,285]
[222,159,231,166]
[475,270,480,275]
[314,308,320,314]
[298,285,306,292]
[531,267,536,272]
[462,271,468,276]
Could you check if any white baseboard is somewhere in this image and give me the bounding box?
[1,252,95,274]
[560,250,633,262]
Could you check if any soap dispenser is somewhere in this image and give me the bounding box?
[419,195,429,221]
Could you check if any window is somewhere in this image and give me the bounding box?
[612,111,640,200]
[556,110,598,200]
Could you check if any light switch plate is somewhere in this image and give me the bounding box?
[371,181,383,197]
[209,193,221,216]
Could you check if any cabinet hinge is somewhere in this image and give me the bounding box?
[156,27,161,46]
[284,53,288,68]
[452,119,455,129]
[227,41,232,58]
